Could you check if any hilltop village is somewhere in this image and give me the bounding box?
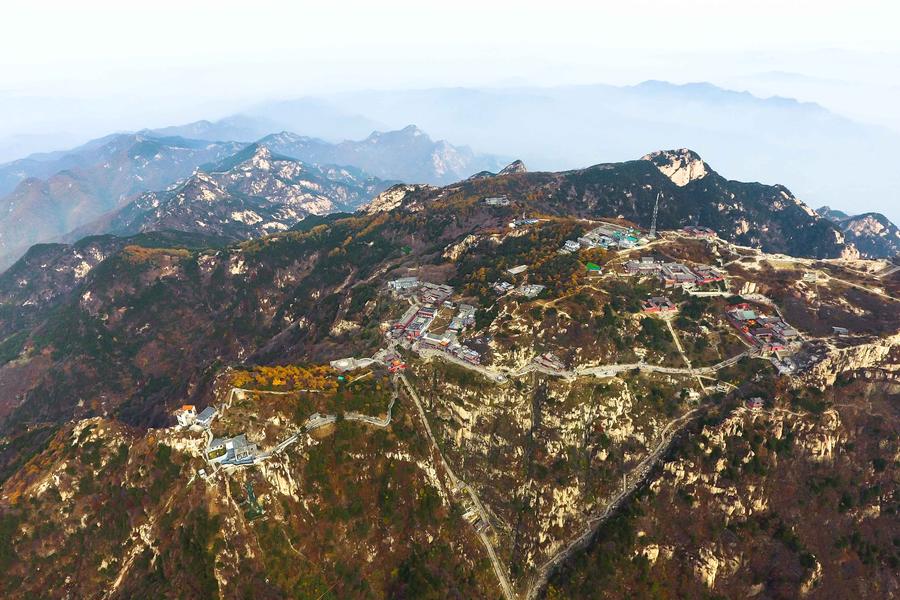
[183,204,826,483]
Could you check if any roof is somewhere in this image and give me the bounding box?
[179,404,195,412]
[197,406,217,421]
[585,262,602,271]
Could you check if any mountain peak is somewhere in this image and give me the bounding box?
[498,159,527,175]
[642,148,709,186]
[366,125,430,143]
[400,124,425,136]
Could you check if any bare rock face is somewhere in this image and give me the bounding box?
[642,148,708,186]
[361,183,434,214]
[804,333,900,386]
[498,159,527,175]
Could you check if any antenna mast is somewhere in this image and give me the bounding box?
[650,191,661,238]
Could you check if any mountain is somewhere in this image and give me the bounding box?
[0,134,245,268]
[232,81,900,222]
[143,115,281,143]
[817,206,900,259]
[816,206,850,222]
[257,125,505,185]
[0,145,865,428]
[0,143,896,598]
[151,98,382,144]
[77,144,391,242]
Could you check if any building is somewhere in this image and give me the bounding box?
[562,240,581,253]
[535,352,565,371]
[404,309,435,340]
[388,277,419,291]
[174,405,197,427]
[745,397,765,411]
[682,226,716,238]
[195,406,217,429]
[659,262,699,287]
[641,297,677,313]
[207,434,258,466]
[624,257,662,276]
[448,304,477,332]
[585,262,603,276]
[393,304,419,330]
[693,265,725,284]
[507,265,528,275]
[493,281,514,294]
[484,195,510,206]
[416,282,454,305]
[509,217,540,228]
[725,303,798,353]
[517,284,545,298]
[832,326,849,336]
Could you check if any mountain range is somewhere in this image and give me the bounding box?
[0,135,244,268]
[0,138,896,598]
[0,126,502,269]
[74,145,389,242]
[158,81,900,223]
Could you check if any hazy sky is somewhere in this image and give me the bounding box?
[2,1,899,146]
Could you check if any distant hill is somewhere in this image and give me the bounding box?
[817,206,900,259]
[74,144,390,241]
[366,147,854,259]
[257,125,505,185]
[229,81,900,222]
[0,134,244,268]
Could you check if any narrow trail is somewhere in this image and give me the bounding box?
[524,408,701,600]
[399,373,517,600]
[664,316,706,392]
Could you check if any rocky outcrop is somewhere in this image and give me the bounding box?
[642,148,708,186]
[498,159,527,175]
[361,183,433,214]
[804,334,900,387]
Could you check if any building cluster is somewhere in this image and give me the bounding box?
[561,222,647,254]
[483,195,510,206]
[393,304,437,340]
[419,332,482,365]
[388,277,483,364]
[174,405,217,429]
[387,277,454,305]
[726,303,800,353]
[418,303,481,364]
[641,296,677,313]
[681,226,717,238]
[624,257,725,288]
[449,303,477,331]
[206,433,258,467]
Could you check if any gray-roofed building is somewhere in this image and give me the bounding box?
[206,433,259,466]
[195,406,217,429]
